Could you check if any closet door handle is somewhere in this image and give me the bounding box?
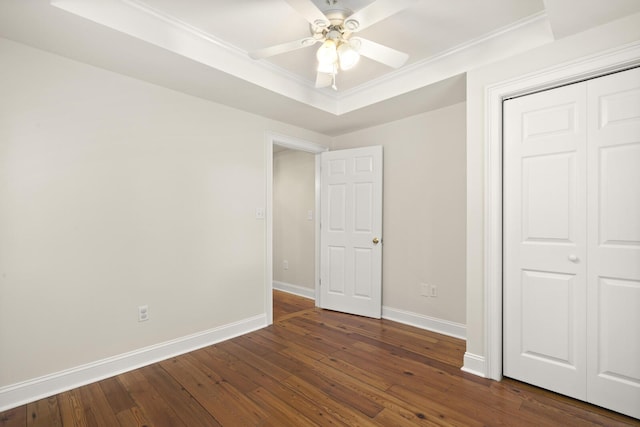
[568,254,579,263]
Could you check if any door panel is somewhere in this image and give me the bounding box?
[328,184,346,231]
[522,153,576,242]
[328,246,346,294]
[522,102,578,140]
[598,144,640,246]
[354,183,373,232]
[521,270,575,365]
[597,277,640,381]
[586,67,640,419]
[320,146,382,318]
[503,82,588,400]
[354,248,373,297]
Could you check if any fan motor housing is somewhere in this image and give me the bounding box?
[310,8,356,40]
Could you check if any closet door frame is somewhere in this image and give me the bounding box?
[481,42,640,382]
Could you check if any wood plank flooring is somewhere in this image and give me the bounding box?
[1,290,638,426]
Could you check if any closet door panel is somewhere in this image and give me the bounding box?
[586,67,640,419]
[503,82,588,400]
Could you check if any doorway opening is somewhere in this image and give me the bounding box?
[265,133,328,325]
[273,147,316,296]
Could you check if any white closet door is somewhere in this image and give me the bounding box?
[504,67,640,419]
[586,67,640,419]
[503,82,588,400]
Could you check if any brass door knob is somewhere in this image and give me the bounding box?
[372,237,380,244]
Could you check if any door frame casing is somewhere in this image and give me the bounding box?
[265,132,328,325]
[483,41,640,380]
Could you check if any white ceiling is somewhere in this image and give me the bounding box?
[1,0,639,136]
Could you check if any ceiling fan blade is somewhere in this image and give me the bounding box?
[315,72,333,88]
[352,37,409,68]
[344,0,419,32]
[283,0,329,28]
[249,37,317,60]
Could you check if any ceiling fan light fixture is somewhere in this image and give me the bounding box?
[316,39,338,65]
[251,0,415,90]
[337,42,360,70]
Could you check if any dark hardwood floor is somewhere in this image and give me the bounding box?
[2,290,638,426]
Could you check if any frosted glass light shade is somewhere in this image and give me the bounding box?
[337,42,360,70]
[316,39,338,65]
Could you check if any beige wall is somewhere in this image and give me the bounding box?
[272,149,316,290]
[333,102,467,324]
[9,8,638,393]
[465,12,640,360]
[0,37,330,387]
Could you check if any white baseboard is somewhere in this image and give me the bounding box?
[461,352,487,377]
[382,306,466,340]
[273,281,315,300]
[0,314,267,412]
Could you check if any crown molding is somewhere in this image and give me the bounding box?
[336,11,553,114]
[124,0,329,94]
[51,0,340,112]
[124,0,242,52]
[51,0,552,117]
[341,11,549,98]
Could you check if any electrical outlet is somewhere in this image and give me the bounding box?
[430,284,438,297]
[255,207,265,219]
[420,283,429,297]
[283,260,289,270]
[138,305,149,322]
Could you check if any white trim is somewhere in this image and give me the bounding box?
[382,306,466,340]
[265,132,327,323]
[266,132,330,153]
[0,314,266,412]
[314,154,322,307]
[337,11,552,114]
[51,0,338,113]
[461,352,487,377]
[273,281,315,300]
[483,41,640,381]
[340,11,548,100]
[265,138,274,325]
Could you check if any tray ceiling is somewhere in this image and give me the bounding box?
[1,0,639,135]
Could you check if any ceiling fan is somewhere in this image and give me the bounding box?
[249,0,419,90]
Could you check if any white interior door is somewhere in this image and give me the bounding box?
[320,146,382,318]
[503,67,640,419]
[585,67,640,418]
[503,82,588,400]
